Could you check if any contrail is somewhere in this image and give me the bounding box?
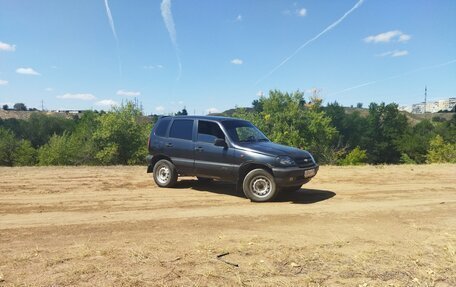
[328,59,456,96]
[104,0,118,42]
[161,0,182,81]
[104,0,122,75]
[255,0,364,85]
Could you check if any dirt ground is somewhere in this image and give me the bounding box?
[0,165,455,286]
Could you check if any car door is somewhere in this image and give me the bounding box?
[194,120,236,180]
[164,118,195,175]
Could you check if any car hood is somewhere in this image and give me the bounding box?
[235,141,311,158]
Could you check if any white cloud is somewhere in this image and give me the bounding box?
[57,93,96,101]
[206,107,219,114]
[155,106,165,113]
[297,8,307,17]
[231,58,243,65]
[364,30,411,43]
[0,79,8,86]
[256,90,264,97]
[96,99,119,107]
[45,87,54,92]
[235,14,242,22]
[0,41,16,52]
[391,50,408,57]
[398,34,412,43]
[377,50,408,57]
[144,64,164,69]
[16,67,41,76]
[117,89,141,97]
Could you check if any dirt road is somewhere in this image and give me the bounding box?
[1,165,455,286]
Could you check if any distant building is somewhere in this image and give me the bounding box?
[399,98,456,114]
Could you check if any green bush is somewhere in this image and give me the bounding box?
[426,135,456,163]
[38,132,77,165]
[400,153,416,164]
[13,140,37,166]
[339,147,367,165]
[94,102,150,165]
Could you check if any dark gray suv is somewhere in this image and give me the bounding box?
[146,116,318,202]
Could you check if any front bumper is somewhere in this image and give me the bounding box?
[272,165,319,187]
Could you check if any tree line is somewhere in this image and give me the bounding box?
[0,102,151,166]
[0,91,455,166]
[232,90,455,165]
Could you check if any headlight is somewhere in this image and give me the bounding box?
[276,156,296,166]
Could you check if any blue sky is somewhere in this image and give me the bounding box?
[0,0,455,115]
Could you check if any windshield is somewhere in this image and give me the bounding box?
[222,120,269,143]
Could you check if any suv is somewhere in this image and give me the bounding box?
[146,116,318,202]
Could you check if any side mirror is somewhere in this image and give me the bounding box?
[214,138,227,147]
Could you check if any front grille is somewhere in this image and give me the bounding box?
[294,157,315,168]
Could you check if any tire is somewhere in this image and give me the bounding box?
[282,185,302,192]
[153,159,178,187]
[242,169,278,202]
[197,177,213,183]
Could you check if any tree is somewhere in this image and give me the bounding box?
[0,127,17,166]
[2,104,8,110]
[25,113,76,147]
[323,102,369,152]
[426,135,456,163]
[365,103,408,164]
[13,140,37,166]
[356,102,363,108]
[38,132,77,165]
[175,108,188,116]
[94,102,150,165]
[13,103,27,111]
[233,90,337,163]
[397,120,435,163]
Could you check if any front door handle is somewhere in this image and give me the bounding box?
[195,146,203,152]
[165,143,173,147]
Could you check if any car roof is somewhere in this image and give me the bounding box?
[159,115,246,122]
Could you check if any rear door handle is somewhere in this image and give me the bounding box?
[195,146,203,152]
[165,143,173,147]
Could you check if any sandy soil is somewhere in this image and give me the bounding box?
[0,165,455,286]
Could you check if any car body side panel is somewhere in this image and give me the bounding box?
[193,142,237,180]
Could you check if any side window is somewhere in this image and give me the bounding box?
[197,121,225,143]
[169,119,194,140]
[154,118,171,137]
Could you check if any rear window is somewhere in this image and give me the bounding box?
[154,118,171,137]
[169,119,193,140]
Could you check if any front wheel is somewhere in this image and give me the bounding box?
[153,159,178,187]
[242,169,278,202]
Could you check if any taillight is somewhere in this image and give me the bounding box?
[147,135,151,148]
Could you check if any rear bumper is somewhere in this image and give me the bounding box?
[272,165,319,187]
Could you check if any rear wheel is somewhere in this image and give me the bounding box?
[242,169,278,202]
[153,159,178,187]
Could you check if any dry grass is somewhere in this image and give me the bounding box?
[0,165,455,286]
